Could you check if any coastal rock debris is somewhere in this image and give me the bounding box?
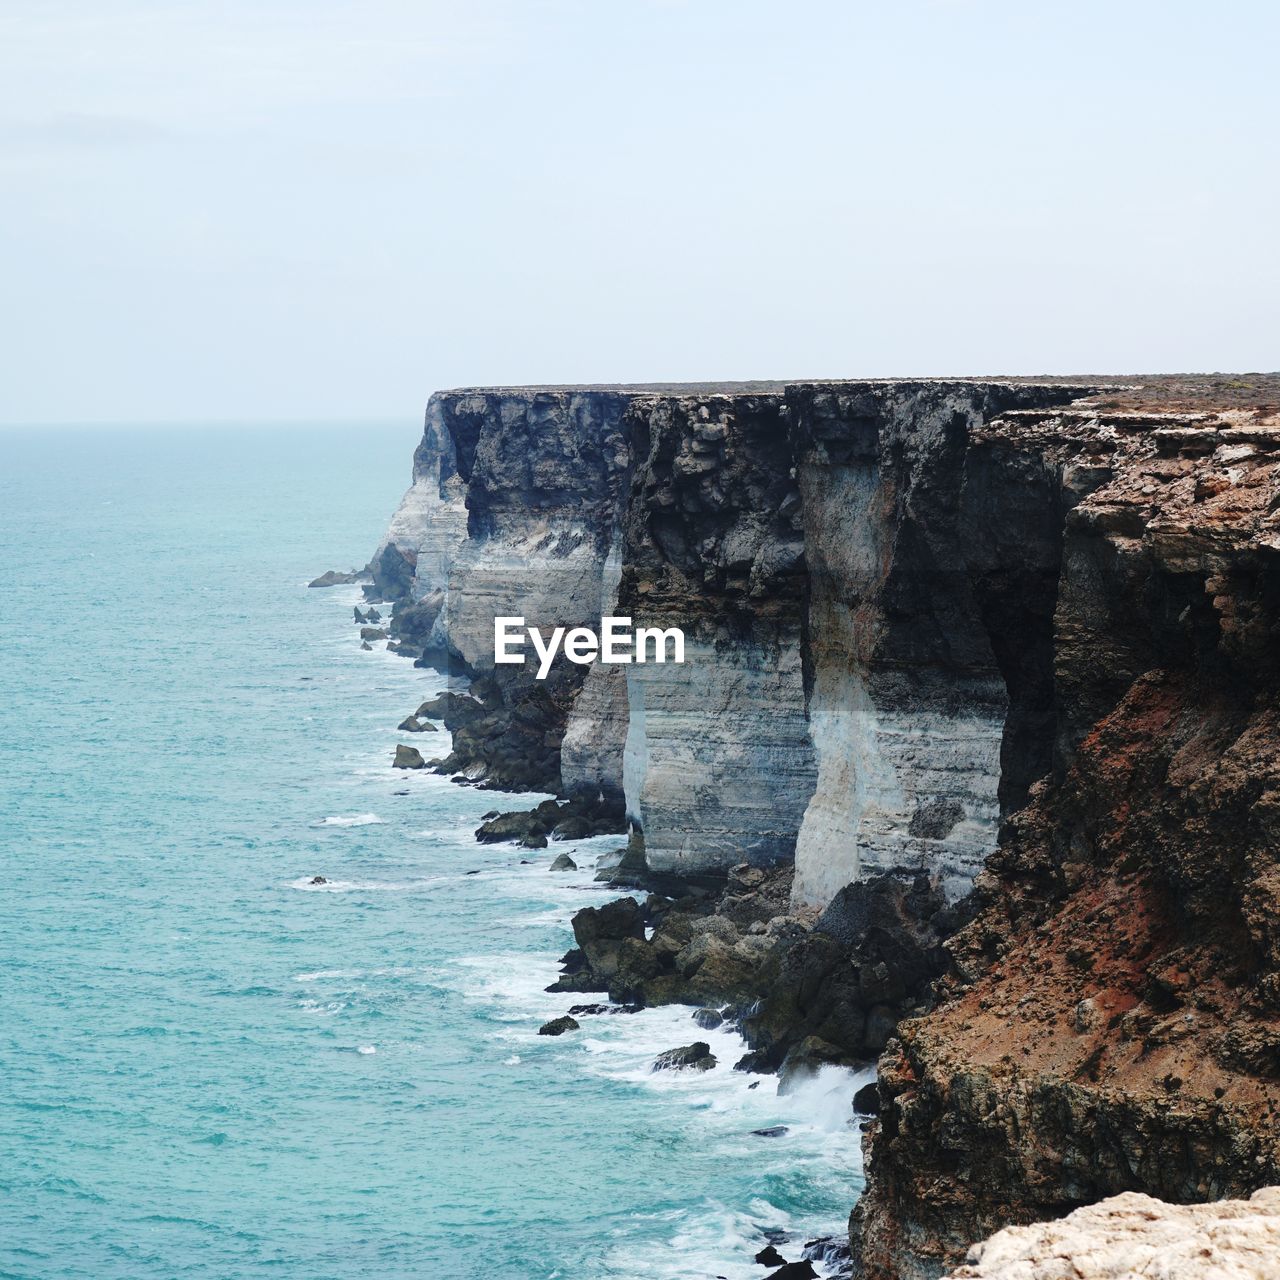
[652,1042,716,1072]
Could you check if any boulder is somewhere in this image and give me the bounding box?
[359,626,386,641]
[397,715,438,733]
[310,876,327,885]
[652,1042,716,1072]
[549,853,578,872]
[764,1263,816,1280]
[416,692,486,727]
[520,833,548,849]
[476,811,547,843]
[537,1016,580,1037]
[852,1080,880,1116]
[572,897,645,980]
[801,1238,852,1272]
[392,744,426,770]
[692,1007,724,1030]
[755,1245,787,1267]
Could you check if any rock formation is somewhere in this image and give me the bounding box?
[371,377,1093,894]
[944,1187,1280,1280]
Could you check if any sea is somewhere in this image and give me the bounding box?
[0,423,868,1279]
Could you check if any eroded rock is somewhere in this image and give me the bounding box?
[944,1188,1280,1280]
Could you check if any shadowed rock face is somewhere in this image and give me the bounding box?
[618,391,815,875]
[854,399,1280,1280]
[785,381,1092,908]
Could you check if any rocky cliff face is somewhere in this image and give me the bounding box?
[786,381,1089,908]
[373,378,1093,894]
[372,388,634,794]
[854,390,1280,1279]
[617,390,815,876]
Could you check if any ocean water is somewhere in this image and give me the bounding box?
[0,424,867,1279]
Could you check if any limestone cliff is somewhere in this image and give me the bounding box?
[854,384,1280,1279]
[372,377,1092,893]
[617,390,814,876]
[785,381,1089,907]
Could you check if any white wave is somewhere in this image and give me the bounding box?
[311,812,385,827]
[596,1201,792,1280]
[356,1045,377,1055]
[287,875,447,893]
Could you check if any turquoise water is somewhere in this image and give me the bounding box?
[0,424,864,1280]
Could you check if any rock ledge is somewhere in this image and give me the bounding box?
[946,1188,1280,1280]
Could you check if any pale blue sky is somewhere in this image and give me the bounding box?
[2,0,1277,424]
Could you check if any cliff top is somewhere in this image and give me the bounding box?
[433,373,1280,414]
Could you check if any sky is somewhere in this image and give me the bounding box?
[1,0,1277,424]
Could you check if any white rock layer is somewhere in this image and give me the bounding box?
[623,635,815,874]
[946,1188,1280,1280]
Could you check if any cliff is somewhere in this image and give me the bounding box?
[372,376,1096,897]
[854,385,1280,1278]
[369,372,1280,1275]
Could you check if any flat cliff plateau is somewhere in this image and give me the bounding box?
[363,372,1280,1277]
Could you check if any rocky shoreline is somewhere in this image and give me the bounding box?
[315,371,1280,1278]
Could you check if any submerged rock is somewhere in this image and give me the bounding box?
[537,1016,580,1037]
[801,1237,852,1272]
[763,1262,816,1280]
[310,875,327,885]
[308,569,362,587]
[392,744,426,770]
[778,1037,851,1095]
[652,1042,716,1072]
